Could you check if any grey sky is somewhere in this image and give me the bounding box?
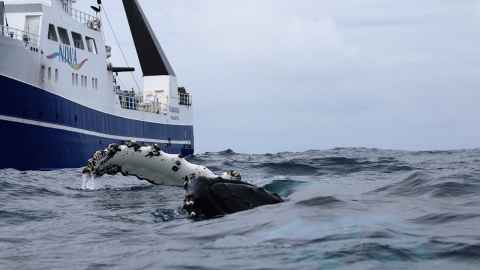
[82,0,480,153]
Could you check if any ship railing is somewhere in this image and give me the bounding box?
[138,102,169,115]
[179,92,192,106]
[0,25,39,48]
[117,92,141,111]
[115,90,170,114]
[62,4,101,31]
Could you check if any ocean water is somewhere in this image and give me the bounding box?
[1,148,480,270]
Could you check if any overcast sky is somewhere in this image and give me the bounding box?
[82,0,480,153]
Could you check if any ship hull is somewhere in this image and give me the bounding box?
[0,74,194,170]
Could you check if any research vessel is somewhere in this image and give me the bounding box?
[0,0,194,169]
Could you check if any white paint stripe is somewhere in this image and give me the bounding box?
[0,114,192,145]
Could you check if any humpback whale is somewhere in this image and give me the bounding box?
[83,142,283,218]
[183,176,283,219]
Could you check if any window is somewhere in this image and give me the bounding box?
[72,73,75,85]
[75,74,79,86]
[92,78,95,88]
[85,37,98,54]
[41,65,45,82]
[71,32,85,50]
[57,27,70,45]
[55,69,59,82]
[48,67,51,80]
[48,24,58,41]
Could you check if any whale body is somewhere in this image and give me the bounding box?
[84,141,283,218]
[183,176,283,219]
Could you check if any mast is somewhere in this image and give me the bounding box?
[121,0,175,77]
[0,1,4,28]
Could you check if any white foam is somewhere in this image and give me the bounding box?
[81,174,96,190]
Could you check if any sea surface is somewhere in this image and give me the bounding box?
[1,148,480,270]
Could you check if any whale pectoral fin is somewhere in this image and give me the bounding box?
[83,141,216,186]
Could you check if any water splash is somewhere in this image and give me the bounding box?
[81,174,96,190]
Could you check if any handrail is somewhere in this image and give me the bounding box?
[139,102,169,114]
[115,90,170,114]
[117,91,140,111]
[179,92,192,106]
[61,4,101,31]
[0,25,39,47]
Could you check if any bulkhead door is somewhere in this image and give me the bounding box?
[24,15,40,36]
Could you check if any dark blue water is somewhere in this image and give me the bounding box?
[1,148,480,269]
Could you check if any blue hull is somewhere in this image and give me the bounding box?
[0,74,194,170]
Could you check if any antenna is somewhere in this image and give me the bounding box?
[90,0,102,14]
[0,1,4,28]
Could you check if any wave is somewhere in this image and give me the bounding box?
[440,244,480,260]
[218,149,237,155]
[311,157,364,166]
[190,149,418,178]
[323,243,416,263]
[0,180,64,198]
[262,180,306,197]
[318,241,480,264]
[372,171,480,198]
[296,196,345,207]
[0,209,57,225]
[372,171,432,196]
[266,229,404,250]
[430,182,479,197]
[253,161,319,175]
[410,213,480,225]
[253,156,414,176]
[419,239,480,261]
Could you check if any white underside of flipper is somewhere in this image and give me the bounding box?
[84,143,216,186]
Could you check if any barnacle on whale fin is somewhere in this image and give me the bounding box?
[222,170,242,181]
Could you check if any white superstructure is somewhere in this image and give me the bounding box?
[0,0,195,169]
[0,0,193,125]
